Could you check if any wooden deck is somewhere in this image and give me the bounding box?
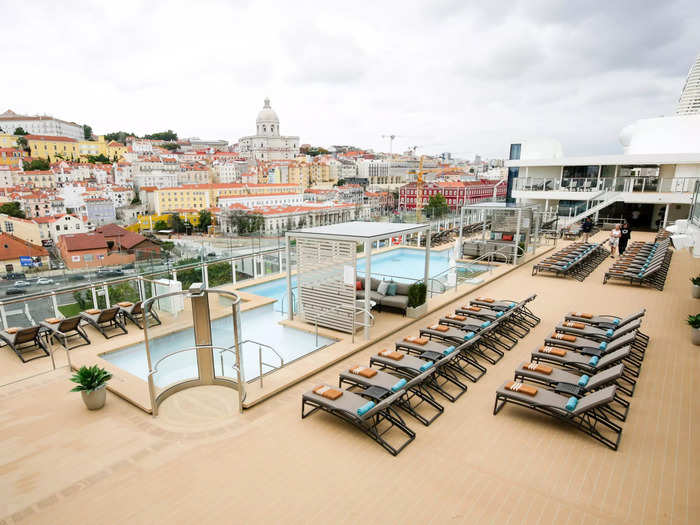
[1,231,698,524]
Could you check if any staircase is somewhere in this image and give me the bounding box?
[559,191,621,229]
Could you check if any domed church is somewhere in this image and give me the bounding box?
[238,98,300,161]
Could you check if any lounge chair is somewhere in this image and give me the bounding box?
[117,301,161,329]
[441,313,518,350]
[564,309,646,330]
[420,323,504,364]
[555,319,647,352]
[0,325,50,362]
[339,365,443,426]
[544,331,643,369]
[514,361,630,420]
[456,304,530,337]
[395,337,487,382]
[39,316,90,350]
[470,294,540,327]
[370,349,468,402]
[79,307,128,339]
[301,384,415,456]
[493,382,622,450]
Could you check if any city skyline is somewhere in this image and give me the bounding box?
[4,1,700,159]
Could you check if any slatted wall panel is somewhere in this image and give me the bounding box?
[297,238,356,333]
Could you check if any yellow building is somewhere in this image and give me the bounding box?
[0,213,42,245]
[0,147,28,167]
[106,140,127,161]
[128,211,201,232]
[0,134,18,149]
[26,134,80,162]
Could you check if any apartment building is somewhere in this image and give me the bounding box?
[399,180,505,210]
[26,134,80,162]
[0,109,83,140]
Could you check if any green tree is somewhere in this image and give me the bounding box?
[153,220,169,231]
[23,158,50,170]
[14,127,27,135]
[426,193,449,218]
[16,136,29,151]
[0,202,25,218]
[83,124,93,140]
[335,178,345,186]
[144,130,178,141]
[131,195,141,205]
[198,210,212,232]
[104,131,137,142]
[87,154,111,163]
[229,211,263,234]
[161,142,179,151]
[171,214,187,233]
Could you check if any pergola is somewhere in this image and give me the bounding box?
[285,221,431,340]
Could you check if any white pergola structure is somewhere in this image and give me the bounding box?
[285,221,430,340]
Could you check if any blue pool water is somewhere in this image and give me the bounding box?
[102,303,334,387]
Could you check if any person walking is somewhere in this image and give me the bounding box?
[619,221,631,255]
[581,217,593,242]
[609,224,621,258]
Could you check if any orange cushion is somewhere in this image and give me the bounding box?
[562,321,586,329]
[538,345,567,357]
[522,362,553,375]
[313,385,343,400]
[552,333,577,342]
[350,366,377,378]
[378,349,404,360]
[572,312,593,319]
[85,309,101,315]
[505,381,537,396]
[476,297,494,303]
[5,327,19,334]
[117,301,133,307]
[404,336,428,345]
[45,317,61,324]
[430,324,449,332]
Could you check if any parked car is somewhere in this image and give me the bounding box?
[5,288,26,296]
[67,274,86,282]
[3,272,26,281]
[36,277,54,285]
[13,280,31,288]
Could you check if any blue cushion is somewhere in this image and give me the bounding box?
[565,396,578,412]
[496,311,504,317]
[463,331,475,340]
[599,342,607,350]
[443,345,456,355]
[606,329,613,337]
[612,318,620,325]
[481,321,491,328]
[386,283,398,296]
[588,356,599,366]
[391,378,407,392]
[419,361,434,371]
[507,302,516,308]
[578,374,590,387]
[357,401,375,416]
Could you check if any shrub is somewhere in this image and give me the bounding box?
[407,281,427,308]
[691,276,700,286]
[687,314,700,329]
[70,365,112,393]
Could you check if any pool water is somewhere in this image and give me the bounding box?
[102,303,334,387]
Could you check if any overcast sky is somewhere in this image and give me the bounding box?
[4,0,699,159]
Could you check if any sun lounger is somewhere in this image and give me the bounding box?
[493,382,622,450]
[544,331,643,369]
[456,305,530,337]
[564,309,648,345]
[370,350,468,402]
[395,337,487,382]
[39,316,90,350]
[441,313,519,350]
[555,319,647,352]
[514,361,630,420]
[301,385,415,456]
[339,365,443,426]
[117,301,161,329]
[79,307,128,339]
[470,294,540,327]
[420,323,504,364]
[0,325,50,363]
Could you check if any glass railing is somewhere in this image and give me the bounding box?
[514,176,700,194]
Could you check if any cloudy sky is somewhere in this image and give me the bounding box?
[4,0,699,159]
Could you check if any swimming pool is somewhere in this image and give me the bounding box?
[101,303,335,387]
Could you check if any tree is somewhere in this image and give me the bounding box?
[16,136,28,152]
[23,158,50,170]
[198,210,212,232]
[0,202,26,218]
[144,130,178,141]
[171,214,186,233]
[131,195,141,205]
[229,211,263,234]
[104,131,136,142]
[153,220,169,231]
[86,154,110,163]
[426,193,449,218]
[83,124,93,140]
[14,127,27,135]
[335,178,346,187]
[161,142,179,151]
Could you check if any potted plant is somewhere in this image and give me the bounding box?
[688,314,700,346]
[406,281,428,318]
[691,276,700,298]
[70,365,113,410]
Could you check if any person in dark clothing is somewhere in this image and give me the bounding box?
[581,217,593,242]
[619,221,631,255]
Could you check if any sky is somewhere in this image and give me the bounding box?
[3,0,699,160]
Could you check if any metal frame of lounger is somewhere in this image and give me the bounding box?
[301,387,415,456]
[456,306,530,338]
[0,325,51,363]
[531,346,638,391]
[532,241,610,281]
[544,332,643,370]
[493,383,622,450]
[420,324,504,364]
[470,294,540,327]
[603,241,672,290]
[564,309,646,332]
[339,367,443,426]
[395,338,487,383]
[369,351,468,402]
[120,301,162,329]
[80,307,128,339]
[554,321,648,353]
[513,362,630,421]
[40,317,91,350]
[440,314,519,351]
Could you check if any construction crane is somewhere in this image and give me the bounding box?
[413,155,453,222]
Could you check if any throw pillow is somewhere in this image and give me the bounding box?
[356,280,363,290]
[386,283,398,296]
[377,281,389,295]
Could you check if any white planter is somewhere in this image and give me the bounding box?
[406,303,428,319]
[692,328,700,346]
[692,284,700,299]
[81,385,107,410]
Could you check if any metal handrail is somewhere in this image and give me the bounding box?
[233,339,284,388]
[278,288,296,315]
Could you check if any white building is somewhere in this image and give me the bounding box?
[218,192,304,209]
[237,98,300,161]
[0,109,83,140]
[213,160,248,183]
[676,53,700,116]
[133,171,178,189]
[34,214,89,243]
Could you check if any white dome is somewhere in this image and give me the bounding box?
[256,97,279,124]
[619,115,700,154]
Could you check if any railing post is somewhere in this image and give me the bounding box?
[202,263,209,288]
[103,284,110,308]
[0,303,7,329]
[91,286,98,309]
[51,292,59,318]
[231,259,237,285]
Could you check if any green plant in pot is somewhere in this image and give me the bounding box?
[687,314,700,346]
[70,365,112,410]
[691,276,700,299]
[406,281,428,318]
